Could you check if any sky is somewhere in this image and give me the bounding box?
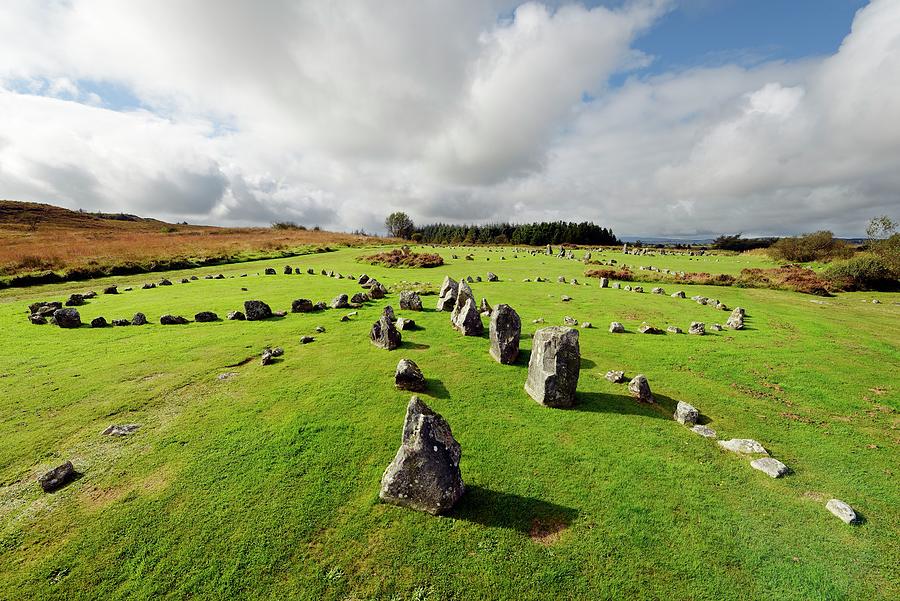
[0,0,897,237]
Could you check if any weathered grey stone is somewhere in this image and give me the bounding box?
[632,286,644,293]
[260,349,275,365]
[180,278,190,284]
[726,308,745,330]
[609,321,625,333]
[112,319,130,326]
[158,279,173,286]
[300,335,315,344]
[369,281,388,299]
[141,283,156,289]
[489,304,520,364]
[652,287,665,294]
[283,265,293,274]
[65,293,85,306]
[638,323,662,334]
[628,374,654,403]
[525,327,580,408]
[292,299,314,313]
[612,283,621,289]
[599,277,609,288]
[382,305,396,322]
[395,359,427,392]
[160,314,189,325]
[826,499,859,525]
[39,461,76,492]
[581,322,592,329]
[194,311,218,322]
[451,279,475,324]
[351,292,369,305]
[29,315,47,325]
[264,267,276,275]
[330,294,350,309]
[131,312,147,326]
[674,401,699,425]
[486,272,498,282]
[102,424,140,436]
[227,310,245,320]
[90,316,108,328]
[379,396,464,515]
[710,324,723,331]
[479,297,492,315]
[718,439,768,455]
[53,308,81,328]
[395,317,416,331]
[671,291,685,299]
[244,300,273,321]
[358,274,370,285]
[399,291,423,311]
[563,316,578,327]
[691,425,717,438]
[689,322,705,335]
[312,302,327,311]
[370,314,401,350]
[315,325,326,333]
[453,298,484,336]
[103,286,118,294]
[750,457,790,478]
[605,370,626,383]
[667,326,682,334]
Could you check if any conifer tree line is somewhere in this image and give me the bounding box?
[412,221,620,246]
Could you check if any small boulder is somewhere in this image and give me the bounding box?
[53,308,82,328]
[39,461,76,492]
[605,370,626,383]
[265,268,276,275]
[158,279,173,286]
[131,313,147,326]
[674,401,699,425]
[452,298,484,336]
[102,424,140,436]
[292,299,314,313]
[486,272,498,282]
[628,374,654,403]
[90,316,108,328]
[399,291,423,311]
[688,322,705,335]
[609,321,625,333]
[750,457,790,478]
[395,359,427,392]
[671,291,686,299]
[351,292,369,305]
[160,314,189,325]
[103,286,118,294]
[563,316,578,327]
[244,300,273,321]
[718,439,768,455]
[826,499,859,525]
[194,311,218,322]
[396,317,416,331]
[638,323,661,334]
[112,319,130,326]
[330,294,350,309]
[283,266,292,275]
[691,425,717,439]
[227,310,246,320]
[667,326,682,334]
[300,335,315,344]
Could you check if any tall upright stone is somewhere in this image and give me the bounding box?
[489,304,521,364]
[370,314,401,350]
[525,327,580,408]
[451,279,475,324]
[379,396,464,515]
[244,300,273,321]
[453,298,484,336]
[436,276,458,312]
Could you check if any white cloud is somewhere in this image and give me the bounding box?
[0,0,897,236]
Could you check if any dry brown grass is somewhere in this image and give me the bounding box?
[0,200,382,280]
[360,248,444,268]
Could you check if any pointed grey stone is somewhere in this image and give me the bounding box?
[525,326,580,408]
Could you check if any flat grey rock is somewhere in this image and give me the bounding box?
[691,425,717,438]
[718,439,768,455]
[750,457,790,478]
[102,424,140,436]
[826,499,859,525]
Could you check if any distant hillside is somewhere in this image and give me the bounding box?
[0,200,380,287]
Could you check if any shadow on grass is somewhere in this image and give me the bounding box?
[400,340,430,350]
[450,485,578,534]
[574,391,680,420]
[579,357,597,369]
[424,378,450,399]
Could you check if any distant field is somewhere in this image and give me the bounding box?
[0,200,380,281]
[1,247,897,600]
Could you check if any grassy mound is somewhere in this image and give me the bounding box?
[361,248,444,268]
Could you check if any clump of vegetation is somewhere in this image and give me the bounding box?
[414,221,619,246]
[821,254,898,291]
[360,249,444,268]
[271,221,307,230]
[385,212,416,239]
[737,265,832,295]
[768,230,853,263]
[712,233,778,252]
[864,215,900,277]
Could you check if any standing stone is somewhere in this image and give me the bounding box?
[370,314,401,350]
[453,298,484,336]
[750,457,790,478]
[726,307,745,330]
[358,274,370,285]
[688,322,706,335]
[399,291,423,311]
[103,286,118,294]
[292,299,314,312]
[53,308,82,328]
[244,300,273,321]
[379,396,464,515]
[609,321,625,333]
[395,317,416,331]
[351,292,369,305]
[525,327,580,408]
[129,312,148,326]
[599,277,609,288]
[479,297,492,315]
[826,499,859,525]
[382,306,396,322]
[227,310,245,320]
[486,272,498,282]
[395,359,427,392]
[283,265,293,274]
[265,268,276,275]
[489,304,520,364]
[628,375,654,403]
[674,401,699,425]
[369,281,388,299]
[451,279,475,324]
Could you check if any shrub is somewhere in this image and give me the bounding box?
[271,221,307,230]
[738,265,832,295]
[360,249,444,268]
[769,231,853,263]
[822,254,898,291]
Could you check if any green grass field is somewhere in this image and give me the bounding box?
[1,246,897,600]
